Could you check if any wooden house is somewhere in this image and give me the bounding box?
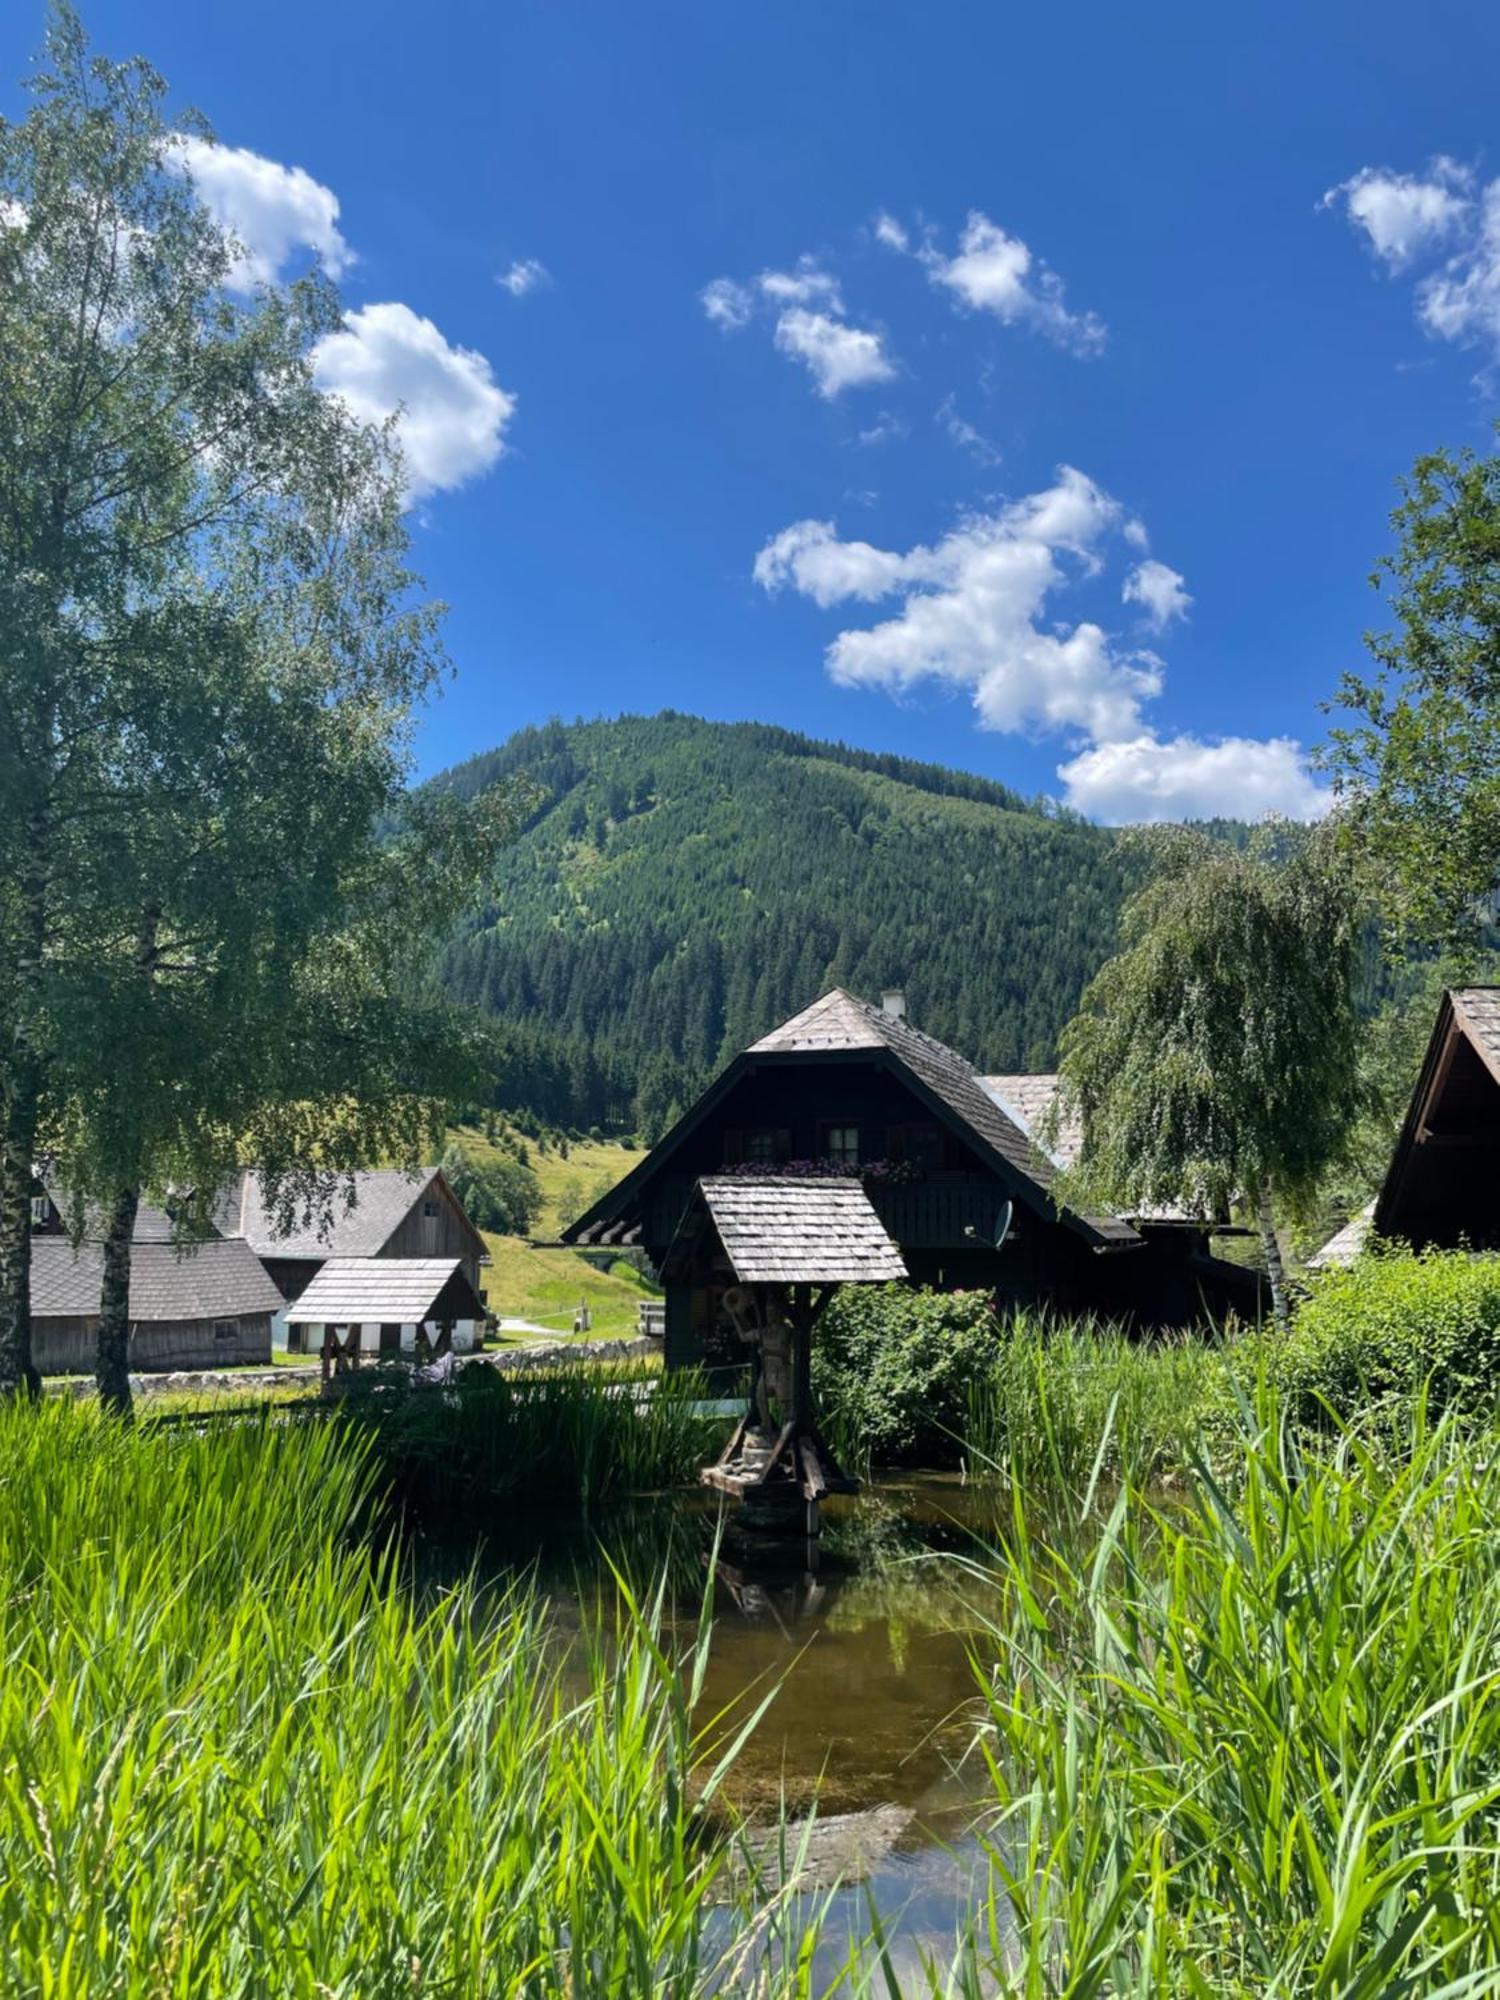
[28,1197,283,1373]
[1313,987,1500,1266]
[214,1166,489,1353]
[565,988,1262,1372]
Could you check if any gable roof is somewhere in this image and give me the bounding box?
[674,1176,909,1286]
[1307,1201,1375,1271]
[1374,986,1500,1241]
[568,989,1142,1251]
[282,1257,485,1326]
[215,1168,443,1261]
[981,1072,1214,1227]
[31,1236,284,1323]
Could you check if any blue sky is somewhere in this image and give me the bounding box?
[16,1,1500,819]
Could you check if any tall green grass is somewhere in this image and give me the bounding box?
[961,1316,1225,1489]
[340,1359,731,1511]
[0,1401,799,1997]
[948,1398,1500,1994]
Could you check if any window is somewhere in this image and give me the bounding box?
[890,1122,942,1169]
[422,1199,439,1219]
[29,1195,50,1229]
[825,1125,860,1168]
[212,1319,239,1344]
[746,1130,778,1163]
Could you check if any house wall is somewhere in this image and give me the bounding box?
[381,1183,485,1283]
[34,1313,274,1375]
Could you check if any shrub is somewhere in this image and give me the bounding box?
[1265,1246,1500,1430]
[813,1284,1005,1467]
[439,1139,542,1235]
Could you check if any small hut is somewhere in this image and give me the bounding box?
[283,1257,487,1381]
[664,1175,907,1530]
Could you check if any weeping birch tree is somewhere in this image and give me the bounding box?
[0,9,515,1403]
[1051,823,1370,1331]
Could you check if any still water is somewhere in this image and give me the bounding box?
[437,1475,1029,1985]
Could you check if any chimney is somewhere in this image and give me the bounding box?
[880,988,906,1021]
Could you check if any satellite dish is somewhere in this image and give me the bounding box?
[993,1199,1013,1250]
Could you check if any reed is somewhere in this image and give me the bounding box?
[948,1395,1500,1993]
[0,1400,799,1997]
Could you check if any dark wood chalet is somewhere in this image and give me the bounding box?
[565,988,1262,1371]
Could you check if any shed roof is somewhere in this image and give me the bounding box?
[283,1257,485,1326]
[31,1236,284,1323]
[1306,1202,1374,1271]
[215,1168,439,1261]
[688,1176,908,1285]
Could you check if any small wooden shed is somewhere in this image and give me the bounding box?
[283,1257,488,1378]
[666,1175,907,1525]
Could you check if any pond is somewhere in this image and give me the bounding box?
[423,1473,1033,1987]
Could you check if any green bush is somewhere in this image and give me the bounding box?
[814,1284,1006,1467]
[1268,1246,1500,1429]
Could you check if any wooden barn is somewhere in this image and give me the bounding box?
[214,1166,489,1354]
[28,1198,283,1373]
[564,988,1262,1373]
[1313,986,1500,1266]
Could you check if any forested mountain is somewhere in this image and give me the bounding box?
[433,713,1146,1136]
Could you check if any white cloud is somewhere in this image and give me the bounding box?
[1057,732,1327,824]
[703,257,894,396]
[1418,178,1500,356]
[1321,159,1471,269]
[913,210,1105,355]
[773,307,894,397]
[1325,155,1500,365]
[1123,558,1191,630]
[176,136,352,290]
[757,261,841,307]
[857,410,908,447]
[311,302,514,498]
[872,211,909,252]
[498,256,550,297]
[701,276,754,329]
[754,468,1157,741]
[756,472,1322,823]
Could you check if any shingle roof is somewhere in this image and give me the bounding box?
[283,1257,483,1325]
[1307,1202,1374,1270]
[981,1072,1205,1225]
[695,1177,908,1285]
[1451,988,1500,1086]
[215,1168,437,1260]
[31,1237,283,1322]
[757,992,1140,1249]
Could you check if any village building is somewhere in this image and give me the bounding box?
[28,1196,284,1373]
[564,987,1262,1373]
[1312,986,1500,1267]
[213,1166,489,1355]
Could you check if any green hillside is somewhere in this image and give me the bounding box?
[435,712,1141,1135]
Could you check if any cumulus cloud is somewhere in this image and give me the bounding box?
[1057,732,1327,824]
[498,256,550,297]
[176,135,352,289]
[311,302,515,499]
[1123,558,1191,630]
[701,258,894,396]
[1325,155,1500,364]
[755,471,1323,822]
[1321,159,1471,269]
[755,468,1159,742]
[877,207,1105,354]
[773,306,894,397]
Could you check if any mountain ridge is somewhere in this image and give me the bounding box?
[432,712,1158,1136]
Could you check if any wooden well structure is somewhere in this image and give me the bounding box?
[663,1176,908,1532]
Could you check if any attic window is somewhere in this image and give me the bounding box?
[422,1199,439,1218]
[746,1130,781,1164]
[29,1195,50,1229]
[825,1125,860,1168]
